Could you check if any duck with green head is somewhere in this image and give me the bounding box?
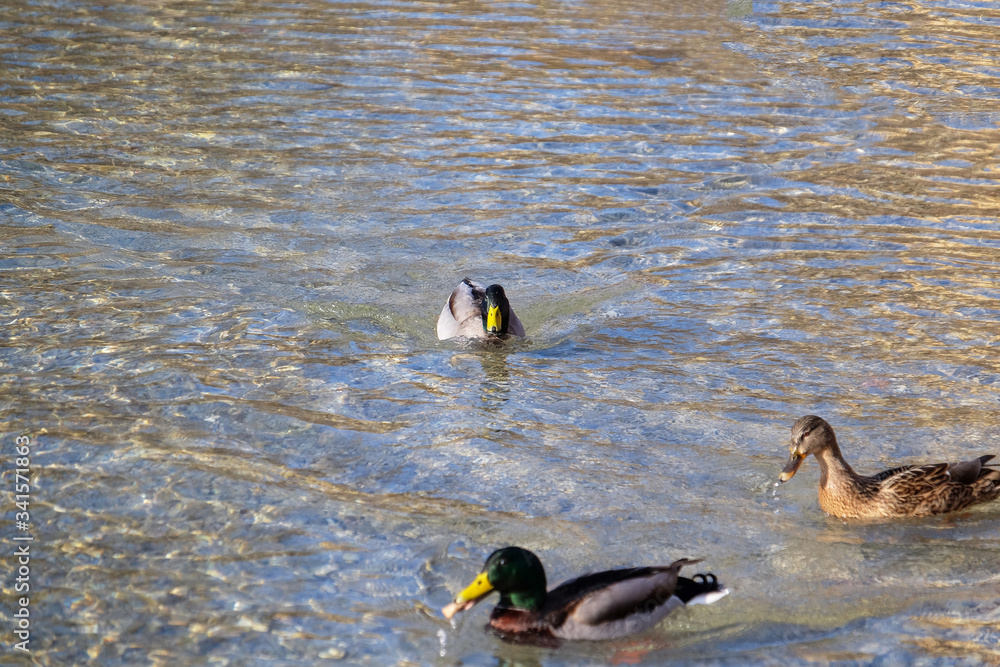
[779,415,1000,518]
[441,546,728,646]
[437,278,525,340]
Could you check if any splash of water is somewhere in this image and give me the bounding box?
[437,629,447,657]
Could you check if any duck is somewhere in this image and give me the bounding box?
[437,278,525,340]
[779,415,1000,518]
[441,546,728,646]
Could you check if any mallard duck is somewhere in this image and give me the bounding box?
[441,546,728,646]
[779,415,1000,518]
[437,279,525,340]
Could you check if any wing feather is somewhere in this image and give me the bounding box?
[880,462,951,493]
[437,279,485,339]
[541,559,724,641]
[569,570,680,626]
[543,560,698,628]
[506,309,526,337]
[948,455,995,484]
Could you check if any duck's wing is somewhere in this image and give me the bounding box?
[878,462,951,494]
[869,464,916,483]
[506,307,525,337]
[561,567,681,626]
[876,456,1000,514]
[878,455,999,492]
[437,279,485,340]
[543,559,722,640]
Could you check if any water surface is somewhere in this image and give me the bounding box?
[2,0,1000,664]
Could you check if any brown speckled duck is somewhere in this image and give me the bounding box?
[441,546,727,646]
[779,415,1000,519]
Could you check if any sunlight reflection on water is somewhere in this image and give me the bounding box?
[2,0,1000,664]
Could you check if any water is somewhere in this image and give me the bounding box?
[2,0,1000,664]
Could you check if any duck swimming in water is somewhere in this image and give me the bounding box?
[442,546,728,646]
[779,415,1000,518]
[437,278,525,340]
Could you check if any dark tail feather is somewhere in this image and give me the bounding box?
[978,454,1000,485]
[946,455,998,485]
[674,573,724,603]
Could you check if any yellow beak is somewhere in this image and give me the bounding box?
[456,571,493,603]
[441,571,494,620]
[779,451,804,482]
[486,305,501,333]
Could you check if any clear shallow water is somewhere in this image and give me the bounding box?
[2,0,1000,664]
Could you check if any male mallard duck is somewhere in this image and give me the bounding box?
[441,546,727,646]
[779,415,1000,518]
[437,278,525,340]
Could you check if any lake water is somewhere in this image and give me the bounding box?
[3,0,1000,664]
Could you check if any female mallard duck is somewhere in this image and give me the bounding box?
[437,278,525,340]
[441,546,727,646]
[779,415,1000,518]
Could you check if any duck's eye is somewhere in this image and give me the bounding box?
[498,558,506,566]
